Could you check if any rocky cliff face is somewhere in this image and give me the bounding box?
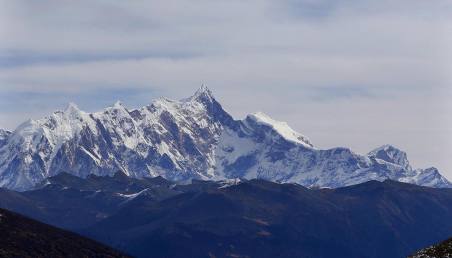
[0,86,450,190]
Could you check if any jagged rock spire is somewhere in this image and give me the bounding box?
[188,84,214,103]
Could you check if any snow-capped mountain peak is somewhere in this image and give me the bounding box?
[192,84,213,99]
[102,101,130,118]
[181,84,215,105]
[246,112,313,147]
[0,87,450,190]
[64,102,81,114]
[112,100,125,108]
[368,144,411,170]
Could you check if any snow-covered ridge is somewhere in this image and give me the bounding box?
[247,112,313,147]
[368,144,411,170]
[0,86,450,191]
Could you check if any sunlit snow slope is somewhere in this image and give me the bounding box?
[0,86,450,190]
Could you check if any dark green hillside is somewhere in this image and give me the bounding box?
[0,208,130,258]
[410,237,452,258]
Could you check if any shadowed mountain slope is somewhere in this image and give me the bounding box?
[1,174,451,258]
[86,179,452,258]
[0,208,130,258]
[410,237,452,258]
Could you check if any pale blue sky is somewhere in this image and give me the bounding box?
[0,0,451,178]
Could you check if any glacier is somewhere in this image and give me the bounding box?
[0,85,450,190]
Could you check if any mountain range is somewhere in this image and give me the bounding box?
[0,172,451,258]
[0,86,450,191]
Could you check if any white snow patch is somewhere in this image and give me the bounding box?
[218,178,242,188]
[117,188,149,200]
[248,112,313,147]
